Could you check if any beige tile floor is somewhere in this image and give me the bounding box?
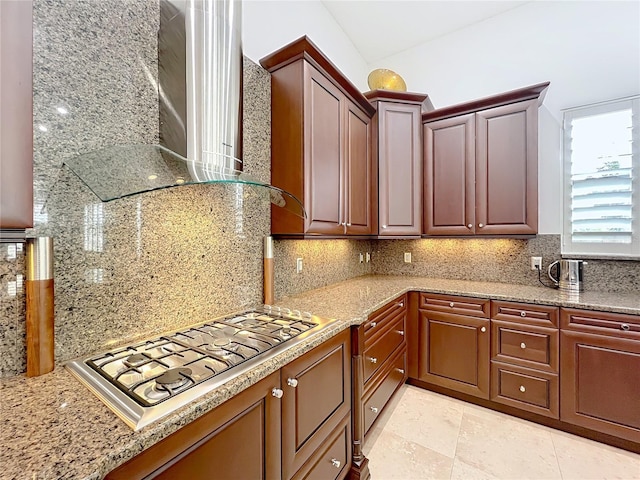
[363,385,640,480]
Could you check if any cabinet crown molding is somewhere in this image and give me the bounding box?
[364,90,434,112]
[422,81,550,123]
[259,35,375,116]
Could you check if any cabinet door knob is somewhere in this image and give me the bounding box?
[478,223,484,228]
[395,368,405,374]
[287,378,298,388]
[382,225,387,229]
[480,326,486,333]
[331,458,341,469]
[520,311,526,317]
[519,385,526,393]
[449,302,455,308]
[520,342,526,349]
[272,388,284,398]
[370,406,378,413]
[346,223,351,226]
[396,330,405,336]
[399,302,404,307]
[369,357,377,364]
[467,223,473,229]
[370,321,377,328]
[621,323,630,331]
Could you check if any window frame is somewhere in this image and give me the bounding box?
[561,96,640,259]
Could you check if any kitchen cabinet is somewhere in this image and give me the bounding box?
[365,91,431,237]
[490,301,560,418]
[106,329,352,480]
[106,371,282,480]
[0,0,33,238]
[422,82,549,236]
[281,329,352,480]
[351,295,407,478]
[560,308,640,443]
[261,36,375,237]
[414,293,490,399]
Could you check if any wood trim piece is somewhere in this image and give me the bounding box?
[260,36,375,117]
[25,279,55,377]
[421,82,549,123]
[363,90,434,112]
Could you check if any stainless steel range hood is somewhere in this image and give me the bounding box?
[63,0,304,217]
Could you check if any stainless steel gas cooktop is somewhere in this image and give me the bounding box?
[66,307,336,431]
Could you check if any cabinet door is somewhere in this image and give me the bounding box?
[105,371,282,480]
[378,101,422,236]
[304,65,344,235]
[281,329,351,480]
[475,100,537,235]
[560,330,640,443]
[0,0,33,232]
[345,102,372,235]
[417,310,490,399]
[423,114,475,235]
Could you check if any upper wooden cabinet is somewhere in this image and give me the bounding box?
[0,0,33,237]
[261,37,375,237]
[366,91,432,237]
[423,82,549,236]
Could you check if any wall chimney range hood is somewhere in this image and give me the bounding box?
[62,0,305,217]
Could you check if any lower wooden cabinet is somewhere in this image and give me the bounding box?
[106,371,282,480]
[281,329,352,480]
[416,294,490,399]
[560,308,640,443]
[106,329,352,480]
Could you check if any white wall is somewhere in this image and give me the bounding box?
[242,0,369,90]
[373,1,639,234]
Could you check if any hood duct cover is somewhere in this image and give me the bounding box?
[62,0,304,217]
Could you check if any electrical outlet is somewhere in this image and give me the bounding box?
[404,252,412,263]
[365,252,370,263]
[296,257,303,273]
[531,256,542,271]
[359,253,364,264]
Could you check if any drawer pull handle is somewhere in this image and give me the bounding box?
[399,302,404,307]
[449,302,455,308]
[331,458,341,469]
[467,223,473,229]
[370,321,377,328]
[480,327,486,333]
[382,225,387,229]
[621,323,630,331]
[519,385,526,393]
[370,406,379,413]
[396,330,405,336]
[520,342,526,349]
[478,223,484,228]
[287,378,298,388]
[272,388,284,399]
[520,311,526,317]
[396,368,405,374]
[369,357,378,364]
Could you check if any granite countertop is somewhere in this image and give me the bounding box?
[2,275,638,479]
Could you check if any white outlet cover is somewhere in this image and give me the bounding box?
[296,257,303,273]
[404,252,412,263]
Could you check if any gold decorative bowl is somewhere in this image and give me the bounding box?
[367,68,407,92]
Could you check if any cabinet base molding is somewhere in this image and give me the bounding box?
[348,457,371,480]
[407,379,640,455]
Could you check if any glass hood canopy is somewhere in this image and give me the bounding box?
[63,145,305,218]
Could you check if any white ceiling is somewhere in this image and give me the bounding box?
[321,0,530,63]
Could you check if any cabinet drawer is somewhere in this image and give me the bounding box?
[491,361,559,419]
[364,295,406,339]
[491,321,558,372]
[491,301,558,328]
[419,293,490,318]
[561,308,640,339]
[293,415,350,480]
[364,348,407,434]
[364,315,405,383]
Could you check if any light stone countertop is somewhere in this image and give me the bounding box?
[1,275,638,480]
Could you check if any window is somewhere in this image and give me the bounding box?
[562,96,639,258]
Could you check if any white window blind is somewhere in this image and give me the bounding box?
[562,96,639,258]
